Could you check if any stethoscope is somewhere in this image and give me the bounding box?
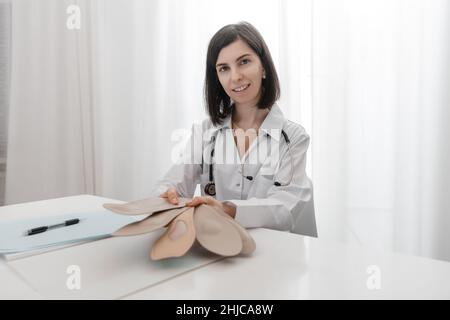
[204,128,294,196]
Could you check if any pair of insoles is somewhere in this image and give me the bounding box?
[103,197,256,260]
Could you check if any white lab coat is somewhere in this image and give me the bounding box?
[151,104,312,231]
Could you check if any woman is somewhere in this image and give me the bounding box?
[152,22,313,232]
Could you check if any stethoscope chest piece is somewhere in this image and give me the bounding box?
[204,182,216,196]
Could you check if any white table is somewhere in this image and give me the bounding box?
[1,195,450,299]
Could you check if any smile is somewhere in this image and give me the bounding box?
[232,84,250,93]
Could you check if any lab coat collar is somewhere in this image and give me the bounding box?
[213,103,284,141]
[259,103,284,141]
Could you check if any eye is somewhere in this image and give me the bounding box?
[240,58,250,65]
[217,66,229,73]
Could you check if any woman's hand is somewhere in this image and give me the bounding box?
[186,196,236,219]
[159,187,180,205]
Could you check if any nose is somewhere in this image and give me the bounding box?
[230,68,242,83]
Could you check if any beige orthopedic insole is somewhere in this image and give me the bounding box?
[208,205,256,255]
[193,204,242,256]
[112,206,191,236]
[150,207,196,260]
[103,197,189,216]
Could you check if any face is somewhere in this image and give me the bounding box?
[215,39,265,108]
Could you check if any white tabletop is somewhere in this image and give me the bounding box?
[1,195,450,299]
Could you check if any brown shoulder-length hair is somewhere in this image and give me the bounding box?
[204,21,280,126]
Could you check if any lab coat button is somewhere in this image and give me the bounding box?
[236,183,240,187]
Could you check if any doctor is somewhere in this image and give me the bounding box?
[152,22,312,231]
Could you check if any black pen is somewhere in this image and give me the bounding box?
[26,218,80,236]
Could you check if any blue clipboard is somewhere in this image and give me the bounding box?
[0,209,136,254]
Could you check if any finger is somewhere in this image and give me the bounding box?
[168,196,178,205]
[159,191,168,198]
[186,197,203,207]
[203,197,215,205]
[185,198,197,207]
[167,190,179,204]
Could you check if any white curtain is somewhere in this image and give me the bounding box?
[5,0,98,204]
[0,0,11,205]
[313,0,450,261]
[3,0,450,261]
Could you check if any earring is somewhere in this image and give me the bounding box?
[262,74,266,79]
